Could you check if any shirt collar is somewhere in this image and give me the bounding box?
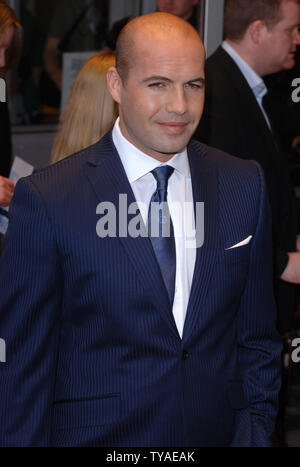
[222,41,267,100]
[112,117,190,183]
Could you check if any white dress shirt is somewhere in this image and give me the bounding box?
[112,118,196,338]
[222,41,272,129]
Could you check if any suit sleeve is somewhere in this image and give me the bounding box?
[0,177,63,446]
[231,161,282,447]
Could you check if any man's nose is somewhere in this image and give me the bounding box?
[166,87,188,115]
[293,26,300,45]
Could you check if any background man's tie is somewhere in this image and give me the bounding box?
[148,166,176,305]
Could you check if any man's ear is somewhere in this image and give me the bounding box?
[107,67,122,104]
[248,20,267,44]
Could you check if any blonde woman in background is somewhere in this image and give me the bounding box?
[51,53,117,163]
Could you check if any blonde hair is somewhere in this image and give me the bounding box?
[0,0,23,71]
[51,53,117,163]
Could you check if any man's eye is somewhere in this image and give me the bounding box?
[187,83,202,90]
[148,82,165,88]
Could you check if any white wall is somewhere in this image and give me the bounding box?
[204,0,224,57]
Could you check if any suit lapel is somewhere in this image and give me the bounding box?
[84,132,180,339]
[182,142,219,343]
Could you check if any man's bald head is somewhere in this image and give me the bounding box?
[116,12,203,82]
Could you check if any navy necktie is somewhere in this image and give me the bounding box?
[148,166,176,305]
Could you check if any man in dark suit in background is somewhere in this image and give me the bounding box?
[0,13,281,447]
[197,0,300,335]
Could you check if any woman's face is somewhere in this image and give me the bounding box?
[0,25,14,68]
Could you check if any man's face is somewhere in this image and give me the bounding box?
[261,0,300,74]
[157,0,199,21]
[109,34,205,161]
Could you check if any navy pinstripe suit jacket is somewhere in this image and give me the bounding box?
[0,132,281,446]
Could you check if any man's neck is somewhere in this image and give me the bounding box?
[225,39,264,77]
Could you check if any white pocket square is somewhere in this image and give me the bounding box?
[226,235,253,250]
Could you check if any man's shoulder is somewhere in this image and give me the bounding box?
[189,140,265,206]
[189,139,260,175]
[189,139,264,204]
[206,46,230,73]
[21,132,113,194]
[206,46,225,65]
[205,46,245,93]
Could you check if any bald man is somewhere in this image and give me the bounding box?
[0,13,281,447]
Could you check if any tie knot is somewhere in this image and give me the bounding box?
[151,166,174,193]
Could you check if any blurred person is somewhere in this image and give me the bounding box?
[0,0,22,203]
[196,0,300,335]
[196,0,300,445]
[51,53,117,163]
[0,13,281,447]
[17,4,44,124]
[44,0,108,92]
[0,175,13,207]
[157,0,199,27]
[104,0,199,52]
[263,47,300,157]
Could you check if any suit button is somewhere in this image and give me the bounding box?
[182,350,189,361]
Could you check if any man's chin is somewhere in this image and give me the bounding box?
[284,55,296,69]
[156,135,194,154]
[154,144,187,156]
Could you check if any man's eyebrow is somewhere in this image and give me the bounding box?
[187,77,205,85]
[286,24,300,30]
[141,75,173,84]
[141,76,205,84]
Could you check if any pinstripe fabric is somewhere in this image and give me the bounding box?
[0,132,282,446]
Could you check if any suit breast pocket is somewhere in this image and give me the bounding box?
[212,245,251,304]
[218,244,251,264]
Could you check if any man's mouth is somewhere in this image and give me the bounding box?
[157,122,189,134]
